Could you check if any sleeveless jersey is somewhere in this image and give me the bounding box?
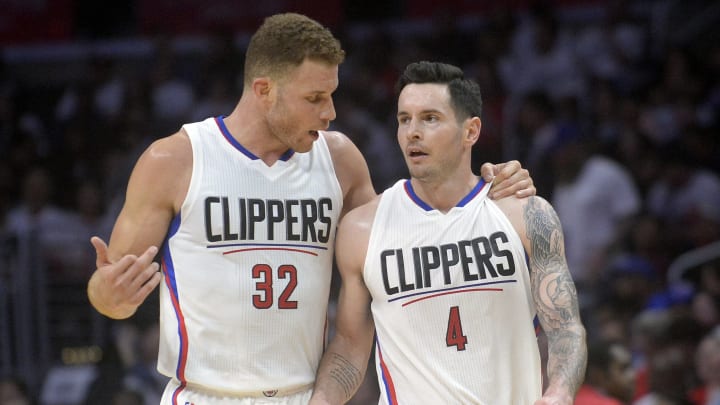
[364,179,542,404]
[158,117,342,397]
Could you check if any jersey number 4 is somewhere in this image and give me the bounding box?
[446,306,468,351]
[252,264,298,309]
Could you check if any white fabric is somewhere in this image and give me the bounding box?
[365,179,542,404]
[158,117,343,396]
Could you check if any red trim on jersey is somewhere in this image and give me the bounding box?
[162,260,190,383]
[377,342,398,404]
[171,382,185,405]
[401,287,503,306]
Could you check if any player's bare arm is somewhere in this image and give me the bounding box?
[521,196,587,404]
[494,195,586,404]
[87,131,192,319]
[310,200,378,405]
[324,131,378,218]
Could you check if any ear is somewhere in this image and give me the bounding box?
[251,77,274,103]
[465,116,482,145]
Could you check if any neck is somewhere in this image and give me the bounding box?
[411,171,479,213]
[222,97,290,165]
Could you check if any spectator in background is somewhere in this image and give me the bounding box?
[551,135,641,292]
[5,167,80,277]
[576,339,636,405]
[0,375,34,405]
[513,91,561,193]
[690,327,720,405]
[646,139,720,253]
[574,0,648,91]
[497,3,584,101]
[631,309,705,405]
[633,346,694,405]
[149,38,196,129]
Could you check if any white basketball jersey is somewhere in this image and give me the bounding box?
[365,179,542,404]
[158,117,342,396]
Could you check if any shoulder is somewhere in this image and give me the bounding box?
[145,130,191,159]
[339,195,381,234]
[321,130,362,161]
[492,195,559,239]
[135,130,191,172]
[335,195,381,270]
[322,130,360,171]
[130,130,192,200]
[320,130,377,213]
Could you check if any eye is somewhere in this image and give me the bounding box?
[425,115,439,123]
[397,116,410,125]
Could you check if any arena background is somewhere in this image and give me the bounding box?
[1,0,719,403]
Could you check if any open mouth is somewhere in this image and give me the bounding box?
[408,147,427,158]
[309,130,319,138]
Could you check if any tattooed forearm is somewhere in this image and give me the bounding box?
[327,353,363,398]
[523,196,587,396]
[545,328,587,395]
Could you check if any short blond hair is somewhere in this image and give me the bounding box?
[244,13,345,86]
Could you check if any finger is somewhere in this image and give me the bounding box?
[515,179,536,197]
[479,162,497,182]
[91,236,110,268]
[495,160,521,182]
[492,176,531,199]
[119,245,158,286]
[490,162,520,195]
[129,261,161,291]
[130,270,163,306]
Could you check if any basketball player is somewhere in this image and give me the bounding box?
[310,61,587,405]
[86,15,536,404]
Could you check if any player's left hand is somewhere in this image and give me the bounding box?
[479,160,535,199]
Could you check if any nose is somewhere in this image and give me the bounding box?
[404,118,422,140]
[320,98,336,122]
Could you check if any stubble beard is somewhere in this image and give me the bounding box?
[267,100,314,153]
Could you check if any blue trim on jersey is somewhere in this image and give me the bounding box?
[457,179,487,207]
[403,180,433,211]
[214,115,295,161]
[167,210,181,238]
[207,242,328,250]
[403,178,487,211]
[161,218,189,383]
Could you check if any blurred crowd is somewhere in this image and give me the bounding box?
[1,1,719,404]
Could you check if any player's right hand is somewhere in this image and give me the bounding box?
[87,236,163,319]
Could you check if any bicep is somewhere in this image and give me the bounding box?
[327,132,377,216]
[333,212,374,342]
[107,139,187,261]
[521,197,581,332]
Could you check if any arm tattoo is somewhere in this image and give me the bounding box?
[327,353,363,398]
[524,196,586,395]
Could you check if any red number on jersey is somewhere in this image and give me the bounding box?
[446,306,467,351]
[277,265,298,309]
[252,264,298,309]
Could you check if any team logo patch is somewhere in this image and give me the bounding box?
[263,390,278,397]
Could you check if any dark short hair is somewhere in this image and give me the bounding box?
[396,61,482,120]
[244,13,345,85]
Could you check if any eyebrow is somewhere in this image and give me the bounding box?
[397,108,443,116]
